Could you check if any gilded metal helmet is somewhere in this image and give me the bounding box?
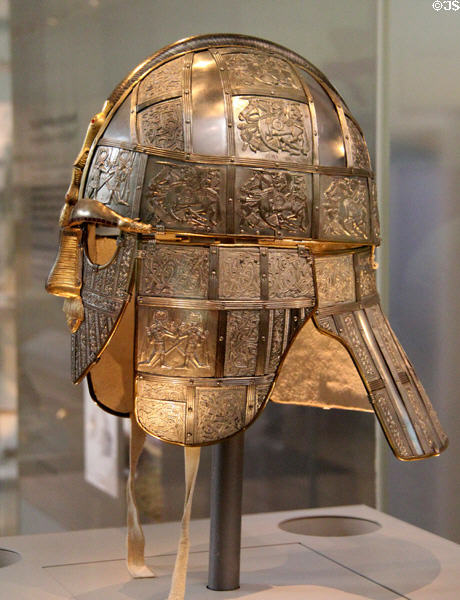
[46,33,447,595]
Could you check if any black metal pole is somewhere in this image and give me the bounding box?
[207,430,245,591]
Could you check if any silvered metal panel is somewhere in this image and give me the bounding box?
[220,49,305,102]
[268,249,314,299]
[135,377,187,443]
[138,242,209,299]
[316,315,338,335]
[355,249,377,299]
[245,383,258,423]
[365,304,443,454]
[372,389,414,459]
[256,383,272,410]
[354,309,423,457]
[315,254,356,307]
[84,146,147,219]
[72,233,136,383]
[224,310,260,376]
[195,386,247,444]
[233,96,312,163]
[137,98,184,150]
[346,117,371,171]
[267,308,286,373]
[235,167,312,237]
[137,56,184,106]
[102,95,132,144]
[218,248,260,300]
[387,318,447,447]
[333,311,379,383]
[318,175,370,242]
[191,50,227,156]
[139,158,226,233]
[136,306,217,378]
[369,178,381,244]
[299,70,345,167]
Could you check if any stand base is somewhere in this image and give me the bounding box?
[1,506,459,598]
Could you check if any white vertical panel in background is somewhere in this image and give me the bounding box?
[84,382,120,498]
[382,0,460,541]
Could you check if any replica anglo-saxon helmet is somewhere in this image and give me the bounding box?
[46,33,448,598]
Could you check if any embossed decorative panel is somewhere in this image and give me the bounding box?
[268,249,314,299]
[195,386,247,444]
[223,51,302,95]
[319,176,370,242]
[218,248,260,299]
[136,397,186,443]
[138,56,184,105]
[315,254,355,307]
[139,243,209,298]
[236,168,312,237]
[346,117,371,171]
[140,160,225,233]
[138,98,184,150]
[85,146,146,218]
[233,96,312,162]
[356,250,377,299]
[137,307,217,377]
[224,310,260,376]
[72,234,136,383]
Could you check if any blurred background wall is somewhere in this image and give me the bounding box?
[381,0,460,542]
[0,0,458,544]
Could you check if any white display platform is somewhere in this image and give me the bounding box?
[0,505,459,599]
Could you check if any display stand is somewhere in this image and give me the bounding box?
[208,431,245,591]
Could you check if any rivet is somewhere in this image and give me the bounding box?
[345,135,349,140]
[256,230,260,235]
[212,270,216,276]
[185,153,190,160]
[230,157,235,162]
[314,130,318,136]
[294,316,298,322]
[248,404,253,410]
[262,273,267,279]
[228,197,233,202]
[187,432,192,437]
[228,123,233,128]
[240,229,244,233]
[188,407,193,413]
[186,118,191,124]
[185,90,189,94]
[219,335,224,342]
[261,336,266,342]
